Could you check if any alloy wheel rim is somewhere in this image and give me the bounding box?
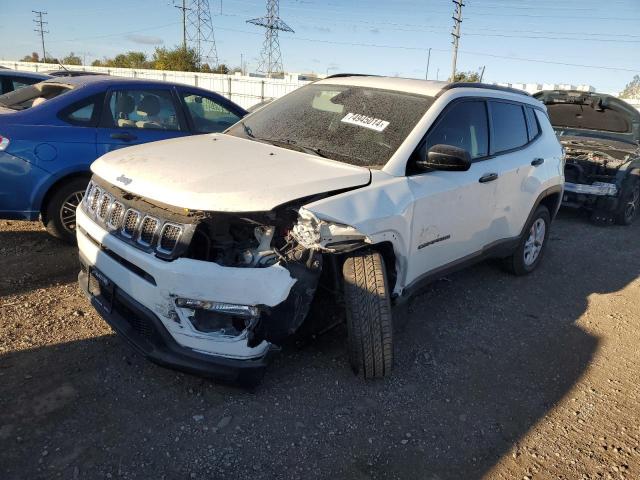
[59,191,85,233]
[624,185,640,222]
[523,218,546,266]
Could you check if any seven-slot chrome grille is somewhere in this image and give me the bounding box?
[83,180,186,256]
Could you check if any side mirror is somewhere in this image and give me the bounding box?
[416,144,472,172]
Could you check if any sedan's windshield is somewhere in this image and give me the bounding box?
[226,83,434,167]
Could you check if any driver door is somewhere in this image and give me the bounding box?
[405,99,500,285]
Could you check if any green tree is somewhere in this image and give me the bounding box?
[213,64,229,74]
[91,52,149,69]
[152,46,198,72]
[620,75,640,99]
[62,52,82,65]
[20,52,40,62]
[453,71,481,82]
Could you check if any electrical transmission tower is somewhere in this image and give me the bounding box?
[174,0,219,68]
[32,10,49,62]
[450,0,464,82]
[246,0,294,77]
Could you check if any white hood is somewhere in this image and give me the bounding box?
[91,133,371,212]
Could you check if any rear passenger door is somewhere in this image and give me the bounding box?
[485,100,545,240]
[96,87,189,155]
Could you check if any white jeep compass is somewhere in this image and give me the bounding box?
[77,76,564,384]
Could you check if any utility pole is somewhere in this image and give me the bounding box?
[450,0,464,82]
[32,10,48,62]
[426,47,431,80]
[174,0,190,49]
[479,65,486,82]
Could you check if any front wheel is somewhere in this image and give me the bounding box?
[502,205,551,276]
[615,178,640,226]
[43,178,89,243]
[342,250,394,379]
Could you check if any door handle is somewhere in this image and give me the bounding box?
[110,132,137,141]
[479,173,499,183]
[531,157,545,166]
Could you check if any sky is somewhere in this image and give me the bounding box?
[1,0,639,94]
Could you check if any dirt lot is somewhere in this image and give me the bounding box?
[1,211,639,480]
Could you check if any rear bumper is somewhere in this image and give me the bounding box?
[78,268,270,383]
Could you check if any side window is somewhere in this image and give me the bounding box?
[105,89,182,131]
[11,77,41,91]
[59,94,103,127]
[525,106,540,141]
[425,100,489,159]
[489,101,528,153]
[181,92,241,133]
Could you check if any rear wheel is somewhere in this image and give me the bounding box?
[615,178,640,226]
[43,178,89,243]
[502,205,551,276]
[342,250,393,378]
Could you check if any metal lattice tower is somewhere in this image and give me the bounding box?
[246,0,294,77]
[176,0,219,68]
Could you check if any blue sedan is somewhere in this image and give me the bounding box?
[0,75,247,242]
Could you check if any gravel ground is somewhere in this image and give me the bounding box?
[1,211,639,480]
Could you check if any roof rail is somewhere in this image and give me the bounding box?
[323,73,380,79]
[436,82,531,98]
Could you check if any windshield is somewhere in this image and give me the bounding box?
[226,83,434,167]
[0,82,74,110]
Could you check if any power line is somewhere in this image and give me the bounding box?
[450,0,463,82]
[32,10,48,62]
[247,0,294,77]
[214,25,639,74]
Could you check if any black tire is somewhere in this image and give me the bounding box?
[502,205,551,276]
[615,177,640,226]
[342,250,393,378]
[43,177,89,243]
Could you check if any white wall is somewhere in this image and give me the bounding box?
[0,60,311,109]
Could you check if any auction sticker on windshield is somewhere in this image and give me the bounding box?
[341,113,390,132]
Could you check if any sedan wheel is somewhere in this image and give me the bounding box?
[60,191,85,233]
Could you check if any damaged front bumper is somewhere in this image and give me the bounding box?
[564,181,618,196]
[562,181,621,214]
[76,206,300,381]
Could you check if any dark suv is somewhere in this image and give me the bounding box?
[534,90,640,225]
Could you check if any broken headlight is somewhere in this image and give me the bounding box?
[291,207,370,251]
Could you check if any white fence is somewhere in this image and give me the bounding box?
[3,60,640,112]
[0,60,311,109]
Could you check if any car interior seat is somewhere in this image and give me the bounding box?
[135,95,163,129]
[116,95,136,128]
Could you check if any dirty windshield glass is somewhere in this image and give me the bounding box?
[226,83,434,167]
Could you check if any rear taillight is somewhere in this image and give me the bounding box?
[0,135,9,151]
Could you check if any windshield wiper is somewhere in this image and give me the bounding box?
[240,121,255,138]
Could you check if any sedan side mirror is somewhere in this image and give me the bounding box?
[416,144,472,172]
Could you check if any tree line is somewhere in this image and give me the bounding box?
[21,46,241,75]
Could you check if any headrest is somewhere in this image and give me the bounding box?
[137,95,161,116]
[32,97,47,107]
[116,95,135,114]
